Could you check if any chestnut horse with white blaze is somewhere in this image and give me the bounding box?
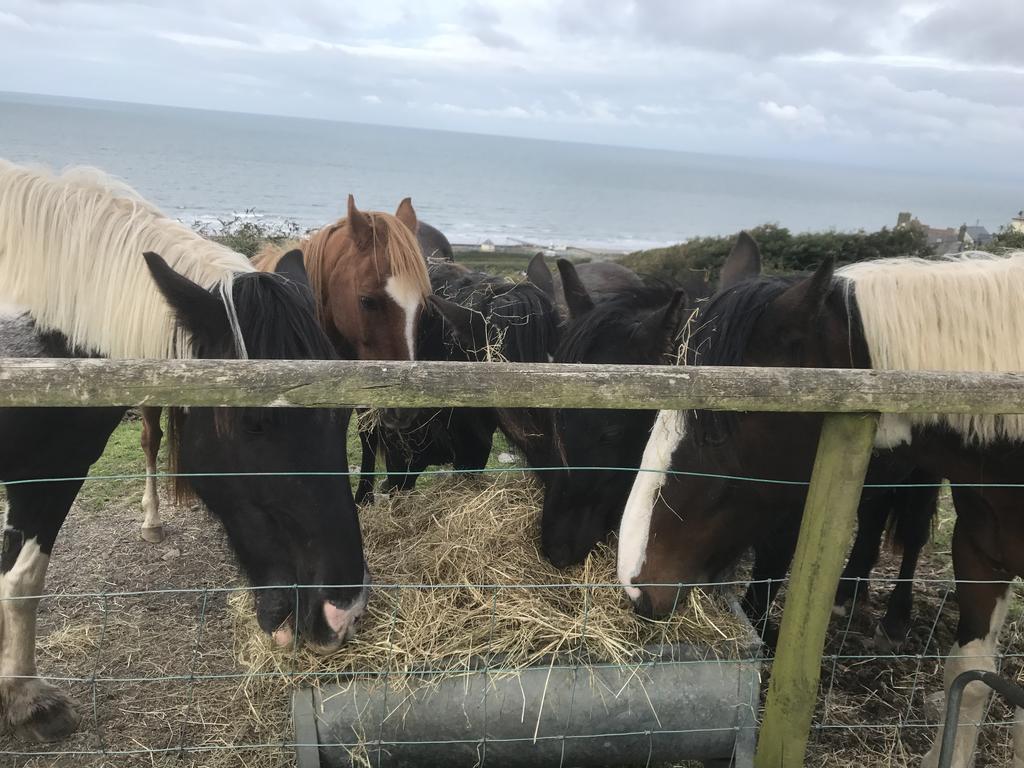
[618,247,1024,767]
[138,195,431,543]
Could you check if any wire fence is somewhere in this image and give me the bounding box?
[1,457,1022,768]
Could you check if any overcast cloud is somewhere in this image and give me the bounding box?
[2,0,1022,173]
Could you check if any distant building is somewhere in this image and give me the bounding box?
[926,227,961,256]
[896,211,914,229]
[961,225,992,248]
[1012,211,1024,234]
[480,239,495,253]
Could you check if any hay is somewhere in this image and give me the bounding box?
[230,475,750,695]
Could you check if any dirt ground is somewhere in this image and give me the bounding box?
[1,420,1022,767]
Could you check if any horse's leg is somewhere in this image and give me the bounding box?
[1,480,84,741]
[451,409,495,472]
[0,407,122,742]
[354,426,378,506]
[139,406,165,543]
[922,502,1010,768]
[833,491,889,617]
[875,477,938,651]
[742,526,798,649]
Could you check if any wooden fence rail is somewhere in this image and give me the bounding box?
[2,357,1024,412]
[1,357,1016,768]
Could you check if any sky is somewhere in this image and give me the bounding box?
[2,0,1023,173]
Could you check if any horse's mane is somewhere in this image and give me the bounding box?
[0,159,253,359]
[557,284,684,364]
[257,213,430,325]
[433,268,560,363]
[682,276,797,367]
[839,250,1024,445]
[167,270,339,500]
[682,276,799,443]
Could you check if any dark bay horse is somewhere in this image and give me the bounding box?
[0,161,365,742]
[520,258,694,568]
[617,237,939,647]
[355,260,559,501]
[139,195,431,542]
[618,246,1024,766]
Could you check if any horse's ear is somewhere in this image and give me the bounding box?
[347,194,373,245]
[429,295,488,353]
[641,289,688,354]
[144,251,230,345]
[776,257,835,318]
[719,231,762,290]
[274,249,310,289]
[395,197,418,234]
[556,258,594,320]
[527,253,555,300]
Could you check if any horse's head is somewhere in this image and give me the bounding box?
[540,261,689,568]
[619,234,863,617]
[308,195,431,362]
[144,250,368,652]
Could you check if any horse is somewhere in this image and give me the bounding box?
[417,221,455,263]
[354,259,559,502]
[617,244,1024,766]
[138,195,431,542]
[514,258,693,568]
[0,161,365,742]
[616,236,939,646]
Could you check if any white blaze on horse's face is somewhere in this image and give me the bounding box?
[385,275,423,361]
[617,409,686,600]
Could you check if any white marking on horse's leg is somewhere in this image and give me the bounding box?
[617,409,685,600]
[1012,706,1024,768]
[140,408,164,543]
[0,535,79,741]
[922,594,1009,768]
[0,538,49,680]
[385,275,423,361]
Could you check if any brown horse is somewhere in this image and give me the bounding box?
[619,248,1024,767]
[138,196,430,542]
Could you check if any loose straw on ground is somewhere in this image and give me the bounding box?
[231,475,750,699]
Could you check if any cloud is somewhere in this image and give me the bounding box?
[759,101,827,133]
[0,0,1021,174]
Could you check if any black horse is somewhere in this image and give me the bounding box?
[0,253,366,742]
[355,260,559,502]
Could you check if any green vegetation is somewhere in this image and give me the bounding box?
[619,223,934,283]
[452,249,537,278]
[980,227,1024,253]
[78,418,149,508]
[194,213,303,259]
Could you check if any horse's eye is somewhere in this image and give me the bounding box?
[359,295,379,311]
[246,422,266,436]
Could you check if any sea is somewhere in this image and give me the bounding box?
[1,91,1020,253]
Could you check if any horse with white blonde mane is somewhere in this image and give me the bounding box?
[0,160,366,742]
[618,245,1024,767]
[137,194,431,544]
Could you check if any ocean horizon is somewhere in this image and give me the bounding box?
[2,90,1021,253]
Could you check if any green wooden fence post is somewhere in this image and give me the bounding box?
[754,412,879,768]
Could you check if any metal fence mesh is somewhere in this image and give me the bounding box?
[1,459,1022,767]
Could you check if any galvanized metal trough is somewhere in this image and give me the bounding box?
[292,603,762,768]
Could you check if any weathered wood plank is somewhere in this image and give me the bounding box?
[2,358,1024,411]
[754,412,879,768]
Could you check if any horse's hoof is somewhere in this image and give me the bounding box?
[6,683,81,743]
[141,524,165,543]
[873,622,908,654]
